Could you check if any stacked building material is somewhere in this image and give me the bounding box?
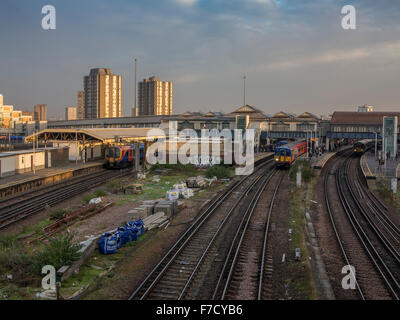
[143,212,169,231]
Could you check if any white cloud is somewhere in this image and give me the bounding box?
[173,0,198,6]
[258,42,400,71]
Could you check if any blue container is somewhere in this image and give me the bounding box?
[117,227,131,246]
[134,220,145,236]
[125,224,139,242]
[98,233,120,254]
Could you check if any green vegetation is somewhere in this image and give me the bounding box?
[33,234,82,274]
[289,159,316,183]
[375,179,394,203]
[286,176,318,300]
[106,179,124,193]
[19,218,53,238]
[150,163,197,175]
[205,165,232,179]
[94,189,106,197]
[0,234,81,282]
[50,208,69,220]
[61,232,149,299]
[83,190,105,203]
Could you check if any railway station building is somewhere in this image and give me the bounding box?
[25,128,169,165]
[327,111,400,150]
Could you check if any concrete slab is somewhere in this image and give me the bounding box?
[362,153,399,179]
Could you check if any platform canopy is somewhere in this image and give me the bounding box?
[25,128,168,144]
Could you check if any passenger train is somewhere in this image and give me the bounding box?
[353,139,372,155]
[274,140,307,168]
[104,144,145,169]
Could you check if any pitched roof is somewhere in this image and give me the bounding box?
[297,112,319,119]
[228,105,267,120]
[272,111,291,119]
[331,112,400,125]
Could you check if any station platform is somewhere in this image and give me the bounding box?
[0,161,104,198]
[360,152,400,180]
[312,152,337,170]
[312,146,353,170]
[254,152,274,163]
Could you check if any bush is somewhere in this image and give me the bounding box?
[289,160,315,183]
[376,180,393,202]
[206,165,232,179]
[94,189,106,197]
[106,179,123,193]
[33,234,81,274]
[150,163,197,174]
[0,243,37,285]
[50,209,68,220]
[83,194,95,204]
[0,234,17,247]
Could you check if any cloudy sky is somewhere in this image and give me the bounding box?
[0,0,399,119]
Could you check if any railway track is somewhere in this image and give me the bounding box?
[212,171,283,300]
[129,159,275,300]
[0,169,130,230]
[339,156,400,299]
[324,150,400,299]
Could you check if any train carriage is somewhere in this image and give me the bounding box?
[274,140,307,168]
[353,139,372,155]
[104,144,144,169]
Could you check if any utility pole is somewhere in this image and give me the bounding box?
[243,75,247,107]
[133,58,138,117]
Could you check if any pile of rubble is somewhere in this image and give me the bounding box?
[186,176,217,189]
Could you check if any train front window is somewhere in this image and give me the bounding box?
[279,149,287,157]
[107,148,120,158]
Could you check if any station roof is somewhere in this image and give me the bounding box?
[331,112,400,125]
[25,128,168,144]
[227,105,268,120]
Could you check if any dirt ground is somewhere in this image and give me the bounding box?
[76,181,233,300]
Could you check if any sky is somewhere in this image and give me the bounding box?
[0,0,399,119]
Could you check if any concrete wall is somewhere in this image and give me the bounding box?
[15,151,45,173]
[0,155,16,177]
[56,142,81,161]
[46,147,69,167]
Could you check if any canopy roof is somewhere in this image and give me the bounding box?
[25,128,168,144]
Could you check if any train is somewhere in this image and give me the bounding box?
[275,140,289,148]
[104,144,145,169]
[0,135,25,142]
[274,140,307,168]
[353,139,372,155]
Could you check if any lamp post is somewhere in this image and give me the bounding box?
[32,130,36,174]
[133,58,138,117]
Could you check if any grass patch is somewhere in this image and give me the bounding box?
[114,173,198,205]
[375,179,394,204]
[205,165,233,179]
[150,163,197,175]
[60,232,149,299]
[286,178,318,300]
[18,218,53,239]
